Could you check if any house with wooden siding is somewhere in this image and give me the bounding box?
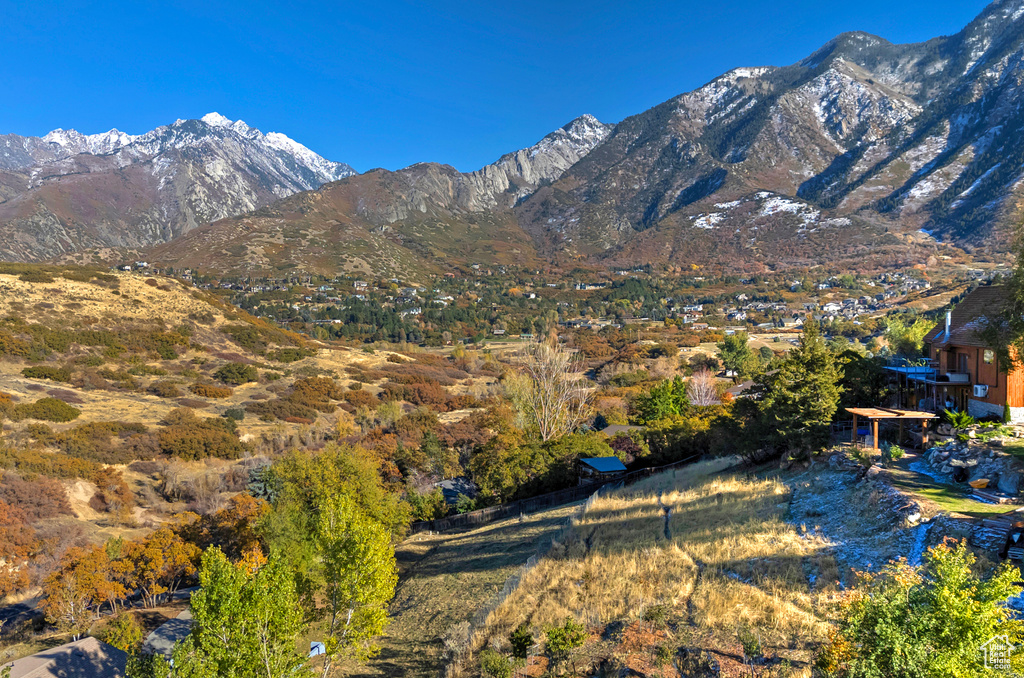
[916,286,1024,421]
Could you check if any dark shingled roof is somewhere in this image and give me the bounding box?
[580,457,627,473]
[923,286,1008,349]
[4,637,127,678]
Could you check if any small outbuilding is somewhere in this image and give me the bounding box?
[579,456,627,484]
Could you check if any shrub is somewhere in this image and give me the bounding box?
[19,270,54,283]
[222,408,245,421]
[213,362,258,385]
[268,347,315,363]
[13,397,81,422]
[150,381,182,398]
[222,325,269,354]
[479,650,512,678]
[158,409,244,460]
[0,446,98,479]
[816,540,1021,676]
[737,625,762,659]
[144,278,159,287]
[22,365,73,382]
[0,473,73,521]
[245,398,316,422]
[90,467,135,523]
[343,389,379,408]
[642,604,669,630]
[52,421,151,464]
[190,382,234,399]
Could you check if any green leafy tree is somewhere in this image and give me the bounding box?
[633,377,688,424]
[755,322,842,459]
[883,315,932,358]
[158,547,310,678]
[717,332,756,379]
[313,493,398,677]
[817,540,1024,677]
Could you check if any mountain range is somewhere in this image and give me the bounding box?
[0,113,354,261]
[6,0,1024,275]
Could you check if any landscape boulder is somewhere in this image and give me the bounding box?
[999,471,1021,496]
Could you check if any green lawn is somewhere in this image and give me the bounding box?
[886,459,1012,519]
[1000,439,1024,461]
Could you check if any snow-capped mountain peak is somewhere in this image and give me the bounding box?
[0,113,357,262]
[201,112,234,127]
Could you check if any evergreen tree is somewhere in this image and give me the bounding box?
[717,332,756,379]
[755,322,842,458]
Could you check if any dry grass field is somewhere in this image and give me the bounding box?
[468,459,836,677]
[343,502,585,678]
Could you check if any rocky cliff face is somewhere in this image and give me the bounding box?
[0,113,354,261]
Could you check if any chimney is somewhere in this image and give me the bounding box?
[945,311,952,341]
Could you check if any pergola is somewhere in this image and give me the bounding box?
[846,407,939,451]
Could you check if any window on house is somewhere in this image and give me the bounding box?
[984,349,995,364]
[958,353,969,374]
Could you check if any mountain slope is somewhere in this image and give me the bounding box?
[519,0,1024,266]
[148,115,612,276]
[12,0,1024,275]
[0,113,354,261]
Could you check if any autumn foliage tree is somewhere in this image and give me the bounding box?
[116,527,201,607]
[0,499,36,598]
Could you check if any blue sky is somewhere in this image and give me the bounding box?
[0,0,992,172]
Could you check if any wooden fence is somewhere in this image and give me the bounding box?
[408,454,702,535]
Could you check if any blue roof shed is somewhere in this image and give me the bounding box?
[580,457,627,474]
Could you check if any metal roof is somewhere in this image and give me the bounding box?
[580,457,627,473]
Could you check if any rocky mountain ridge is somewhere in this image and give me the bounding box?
[0,113,355,261]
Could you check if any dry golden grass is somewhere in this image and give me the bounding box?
[477,458,835,663]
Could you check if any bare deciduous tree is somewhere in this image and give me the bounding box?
[687,369,719,407]
[510,341,593,441]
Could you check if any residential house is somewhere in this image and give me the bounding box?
[906,286,1024,421]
